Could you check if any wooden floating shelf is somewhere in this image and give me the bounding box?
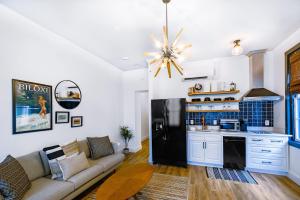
[186,100,240,104]
[186,110,240,113]
[188,90,240,96]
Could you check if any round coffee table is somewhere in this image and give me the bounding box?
[96,163,154,200]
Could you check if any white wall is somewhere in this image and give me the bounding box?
[122,68,148,152]
[0,5,123,161]
[150,56,250,100]
[140,92,149,141]
[264,28,300,184]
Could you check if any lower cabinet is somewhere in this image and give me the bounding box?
[246,135,288,173]
[188,133,222,166]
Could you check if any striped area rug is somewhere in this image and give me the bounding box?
[206,167,257,184]
[82,173,188,200]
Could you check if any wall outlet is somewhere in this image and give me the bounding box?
[265,120,270,126]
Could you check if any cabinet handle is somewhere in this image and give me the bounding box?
[252,139,263,142]
[205,142,207,149]
[270,140,282,143]
[261,149,271,153]
[203,142,205,149]
[262,161,272,164]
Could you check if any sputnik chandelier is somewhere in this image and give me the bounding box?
[144,0,192,78]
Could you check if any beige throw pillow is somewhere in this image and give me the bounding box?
[58,152,89,180]
[62,140,80,157]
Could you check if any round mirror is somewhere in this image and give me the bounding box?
[55,80,81,109]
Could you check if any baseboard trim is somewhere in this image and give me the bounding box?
[288,171,300,185]
[129,145,142,153]
[188,161,223,168]
[246,167,288,176]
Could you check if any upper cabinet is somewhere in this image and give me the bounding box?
[288,45,300,93]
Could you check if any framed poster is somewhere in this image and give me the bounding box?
[71,116,83,128]
[12,79,53,134]
[55,111,70,124]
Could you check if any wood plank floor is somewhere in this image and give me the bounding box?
[120,139,300,200]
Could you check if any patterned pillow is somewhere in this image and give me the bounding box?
[87,136,114,160]
[43,145,66,180]
[0,155,31,200]
[62,140,80,157]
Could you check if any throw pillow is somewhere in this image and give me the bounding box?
[0,155,31,200]
[62,140,80,157]
[58,152,89,180]
[87,136,114,160]
[43,145,66,180]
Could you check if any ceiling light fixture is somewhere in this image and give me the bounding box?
[232,39,243,56]
[144,0,192,78]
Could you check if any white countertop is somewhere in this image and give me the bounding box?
[187,130,292,137]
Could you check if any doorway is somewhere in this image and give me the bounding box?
[135,91,149,148]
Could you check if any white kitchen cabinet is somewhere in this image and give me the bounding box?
[189,137,205,162]
[188,132,222,166]
[246,135,289,174]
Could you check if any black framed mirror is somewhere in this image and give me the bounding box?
[55,80,81,109]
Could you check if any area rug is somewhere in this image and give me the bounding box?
[82,173,188,200]
[206,167,257,184]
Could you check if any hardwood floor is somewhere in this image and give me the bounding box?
[120,139,300,200]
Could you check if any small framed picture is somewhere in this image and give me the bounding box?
[71,116,83,128]
[55,112,70,124]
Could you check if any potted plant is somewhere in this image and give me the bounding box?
[120,126,133,154]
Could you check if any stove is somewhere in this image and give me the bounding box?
[249,130,273,134]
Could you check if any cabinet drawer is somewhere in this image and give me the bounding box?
[205,134,222,142]
[248,146,286,157]
[248,136,287,146]
[188,134,205,141]
[247,157,287,171]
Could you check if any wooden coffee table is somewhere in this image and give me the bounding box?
[96,163,154,200]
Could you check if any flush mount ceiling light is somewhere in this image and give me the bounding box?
[144,0,192,78]
[232,39,243,56]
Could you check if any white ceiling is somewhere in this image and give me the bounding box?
[1,0,300,70]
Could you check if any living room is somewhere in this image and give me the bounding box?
[0,0,300,200]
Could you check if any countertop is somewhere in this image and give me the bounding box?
[187,130,292,137]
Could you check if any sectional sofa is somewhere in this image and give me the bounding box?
[0,140,125,200]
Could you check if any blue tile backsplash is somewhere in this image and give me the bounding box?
[186,101,273,127]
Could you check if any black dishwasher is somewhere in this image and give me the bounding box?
[223,136,246,170]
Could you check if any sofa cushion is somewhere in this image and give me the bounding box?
[22,178,74,200]
[89,153,125,172]
[58,152,90,180]
[0,155,31,200]
[78,140,91,158]
[39,151,51,176]
[87,136,114,160]
[43,145,66,180]
[17,152,45,181]
[67,162,104,189]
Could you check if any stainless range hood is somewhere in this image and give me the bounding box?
[242,50,282,101]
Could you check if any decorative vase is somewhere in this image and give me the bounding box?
[123,148,129,154]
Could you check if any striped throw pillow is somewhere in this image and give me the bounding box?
[0,155,31,200]
[43,145,66,180]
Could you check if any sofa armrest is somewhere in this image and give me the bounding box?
[111,141,122,153]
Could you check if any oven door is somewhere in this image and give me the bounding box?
[220,123,236,131]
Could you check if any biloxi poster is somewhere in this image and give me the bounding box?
[12,79,52,134]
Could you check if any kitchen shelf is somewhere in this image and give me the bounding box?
[188,90,240,96]
[186,100,240,104]
[186,109,240,113]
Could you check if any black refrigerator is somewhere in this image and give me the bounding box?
[151,98,187,167]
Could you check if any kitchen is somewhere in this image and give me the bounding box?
[150,50,291,176]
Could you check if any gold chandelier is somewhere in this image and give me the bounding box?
[144,0,192,78]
